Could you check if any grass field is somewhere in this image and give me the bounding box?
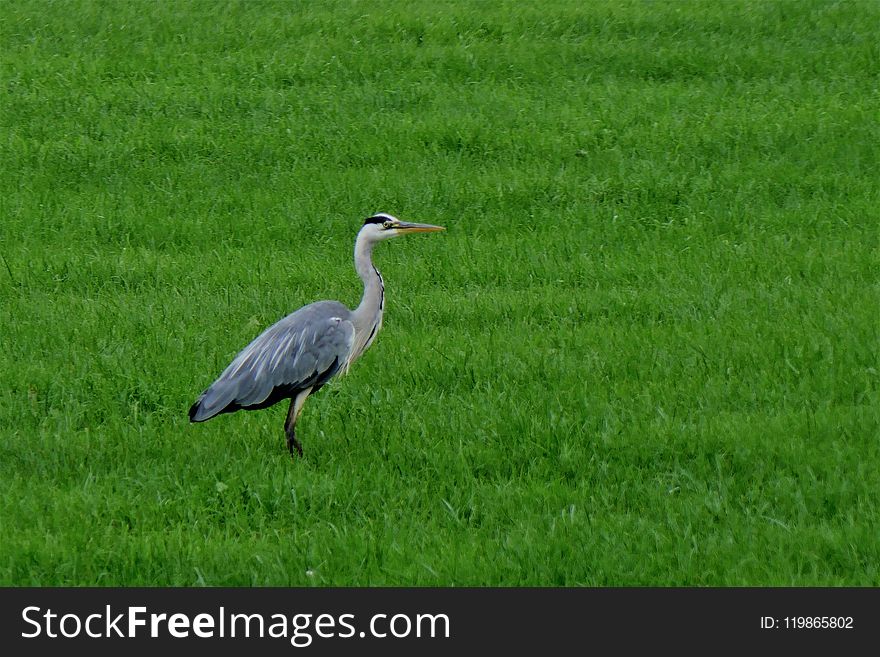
[1,0,878,586]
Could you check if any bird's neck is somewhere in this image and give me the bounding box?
[351,233,385,334]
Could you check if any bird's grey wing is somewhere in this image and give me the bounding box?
[190,301,355,422]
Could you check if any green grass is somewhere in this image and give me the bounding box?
[1,0,878,586]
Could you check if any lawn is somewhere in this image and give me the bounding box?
[1,0,877,585]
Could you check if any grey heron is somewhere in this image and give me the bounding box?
[189,213,445,457]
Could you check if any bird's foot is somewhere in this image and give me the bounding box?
[287,434,303,458]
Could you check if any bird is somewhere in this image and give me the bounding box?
[189,213,445,457]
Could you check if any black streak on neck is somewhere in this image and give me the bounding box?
[374,266,384,311]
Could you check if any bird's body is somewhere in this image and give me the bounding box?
[189,213,443,456]
[188,300,355,421]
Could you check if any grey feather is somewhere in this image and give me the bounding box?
[190,301,355,422]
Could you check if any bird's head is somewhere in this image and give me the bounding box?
[360,213,445,242]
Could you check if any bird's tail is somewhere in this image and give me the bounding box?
[188,384,235,423]
[188,396,207,422]
[189,393,208,422]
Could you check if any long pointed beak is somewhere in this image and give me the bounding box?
[396,221,445,233]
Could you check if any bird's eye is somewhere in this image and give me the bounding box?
[382,220,394,229]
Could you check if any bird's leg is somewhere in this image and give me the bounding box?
[284,400,303,458]
[284,388,312,458]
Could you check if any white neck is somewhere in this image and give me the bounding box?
[349,230,385,361]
